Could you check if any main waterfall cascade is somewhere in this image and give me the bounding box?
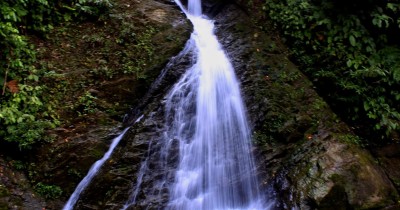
[133,0,268,209]
[163,0,267,209]
[64,0,271,209]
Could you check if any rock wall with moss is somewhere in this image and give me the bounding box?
[211,2,399,209]
[0,0,191,209]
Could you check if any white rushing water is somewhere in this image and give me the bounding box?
[65,0,270,209]
[63,116,143,210]
[163,0,268,209]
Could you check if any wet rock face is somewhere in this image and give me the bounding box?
[210,3,399,210]
[27,0,191,209]
[373,144,400,194]
[270,139,397,209]
[0,157,46,209]
[36,125,122,192]
[69,14,194,210]
[73,110,172,209]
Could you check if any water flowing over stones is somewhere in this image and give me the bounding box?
[167,2,266,209]
[124,0,269,209]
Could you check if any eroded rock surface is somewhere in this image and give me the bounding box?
[0,157,45,210]
[212,2,399,209]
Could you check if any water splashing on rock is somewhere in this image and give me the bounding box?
[163,0,269,209]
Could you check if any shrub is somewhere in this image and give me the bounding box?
[263,0,400,141]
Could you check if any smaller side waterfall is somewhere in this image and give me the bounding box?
[121,140,153,209]
[63,116,143,210]
[62,128,128,210]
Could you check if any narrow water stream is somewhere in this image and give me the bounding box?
[63,116,142,210]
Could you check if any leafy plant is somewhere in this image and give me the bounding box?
[263,0,400,141]
[11,160,25,170]
[74,91,98,116]
[34,182,63,200]
[0,0,111,149]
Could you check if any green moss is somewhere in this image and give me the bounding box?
[0,203,8,210]
[34,182,63,200]
[334,133,363,146]
[67,168,83,180]
[330,174,346,185]
[253,131,275,145]
[0,185,9,197]
[392,178,400,189]
[235,23,248,32]
[90,147,106,159]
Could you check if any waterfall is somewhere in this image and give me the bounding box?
[163,0,267,209]
[63,116,143,210]
[64,0,270,209]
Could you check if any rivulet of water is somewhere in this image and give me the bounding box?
[63,116,143,210]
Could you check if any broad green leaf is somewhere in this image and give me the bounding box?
[349,35,356,47]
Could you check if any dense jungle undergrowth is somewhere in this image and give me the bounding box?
[0,0,113,150]
[246,0,400,145]
[2,0,398,158]
[0,0,171,152]
[1,0,190,203]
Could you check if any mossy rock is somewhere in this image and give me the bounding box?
[210,2,399,209]
[0,185,9,198]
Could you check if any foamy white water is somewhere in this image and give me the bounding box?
[63,0,270,209]
[164,0,268,209]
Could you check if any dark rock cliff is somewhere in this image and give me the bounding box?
[211,2,400,210]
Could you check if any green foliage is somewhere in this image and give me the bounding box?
[264,0,400,141]
[335,133,364,146]
[34,182,63,200]
[75,0,112,17]
[11,160,25,170]
[0,0,110,149]
[121,25,157,79]
[0,184,10,198]
[85,23,157,80]
[74,91,98,116]
[67,168,83,179]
